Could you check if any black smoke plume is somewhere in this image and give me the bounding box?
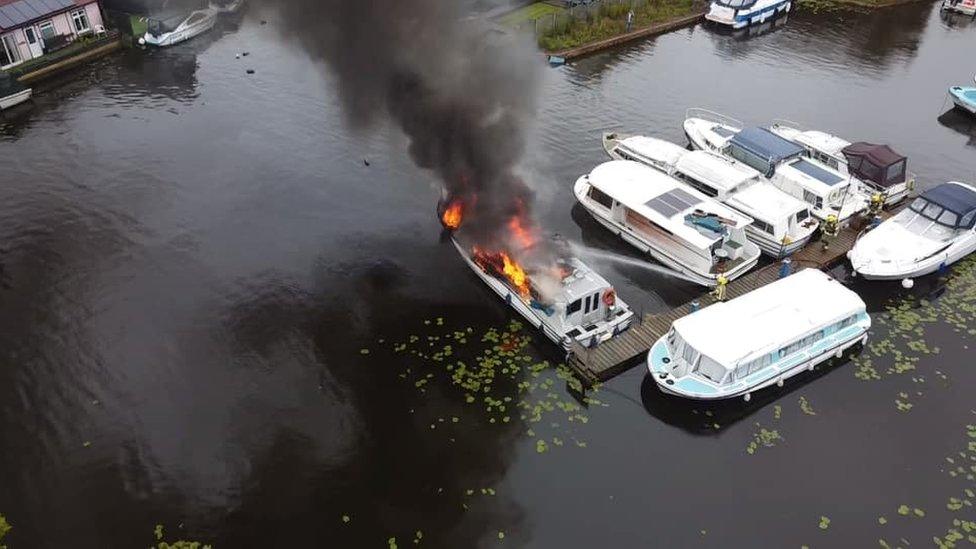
[259,0,542,248]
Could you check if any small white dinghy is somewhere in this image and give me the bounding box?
[0,72,31,111]
[648,269,870,401]
[141,8,217,47]
[849,182,976,283]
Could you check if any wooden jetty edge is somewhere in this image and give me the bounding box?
[567,213,889,385]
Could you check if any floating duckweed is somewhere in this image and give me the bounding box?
[878,516,887,525]
[360,348,370,355]
[498,531,505,539]
[151,524,213,549]
[388,537,398,549]
[897,505,910,516]
[342,514,350,523]
[746,425,782,455]
[799,396,816,416]
[536,439,548,453]
[819,516,831,530]
[773,405,782,420]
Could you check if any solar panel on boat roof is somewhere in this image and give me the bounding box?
[646,187,700,218]
[713,126,737,138]
[792,158,844,186]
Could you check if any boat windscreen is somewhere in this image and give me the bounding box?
[791,159,845,186]
[715,0,758,8]
[714,126,738,138]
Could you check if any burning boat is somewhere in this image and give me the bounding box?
[439,199,635,350]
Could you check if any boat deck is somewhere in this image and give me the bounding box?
[567,213,883,384]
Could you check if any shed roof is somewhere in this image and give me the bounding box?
[0,0,78,30]
[673,269,865,366]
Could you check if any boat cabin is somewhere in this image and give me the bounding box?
[841,142,912,199]
[648,269,870,400]
[551,257,634,345]
[583,161,757,280]
[902,183,976,233]
[725,127,865,220]
[606,134,688,174]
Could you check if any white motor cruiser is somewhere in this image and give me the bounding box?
[849,182,976,282]
[0,72,31,111]
[142,8,217,47]
[603,133,818,257]
[575,160,761,287]
[705,0,792,29]
[769,121,914,206]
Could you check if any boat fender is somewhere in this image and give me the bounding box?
[743,393,751,402]
[602,289,616,307]
[776,377,784,387]
[902,278,914,289]
[834,349,843,359]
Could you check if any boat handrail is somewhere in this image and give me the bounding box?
[685,108,743,129]
[770,118,806,132]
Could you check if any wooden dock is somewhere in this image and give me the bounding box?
[568,216,877,384]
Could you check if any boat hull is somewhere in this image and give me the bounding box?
[942,0,976,15]
[0,88,32,110]
[745,226,813,258]
[950,87,976,115]
[850,237,976,280]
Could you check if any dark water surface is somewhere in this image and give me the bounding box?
[2,3,976,547]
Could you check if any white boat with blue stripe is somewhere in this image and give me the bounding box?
[705,0,791,29]
[648,269,870,401]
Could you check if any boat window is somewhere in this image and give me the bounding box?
[803,190,823,210]
[729,145,770,175]
[778,330,824,358]
[744,354,771,376]
[751,219,773,234]
[588,186,614,210]
[681,174,719,198]
[795,209,810,222]
[961,210,976,229]
[885,160,906,184]
[922,202,943,220]
[682,343,700,367]
[591,292,600,311]
[696,355,726,384]
[566,299,582,316]
[937,209,959,227]
[909,197,927,213]
[836,314,858,330]
[812,151,839,170]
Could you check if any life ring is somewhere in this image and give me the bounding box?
[602,289,616,307]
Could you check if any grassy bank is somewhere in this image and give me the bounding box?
[539,0,698,52]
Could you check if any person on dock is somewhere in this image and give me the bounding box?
[868,192,884,219]
[712,274,728,302]
[821,214,839,251]
[626,9,634,32]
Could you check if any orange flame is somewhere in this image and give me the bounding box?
[442,201,463,230]
[473,247,531,299]
[508,215,536,249]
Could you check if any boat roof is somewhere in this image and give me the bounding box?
[729,127,806,163]
[842,142,908,187]
[673,269,865,366]
[558,257,613,304]
[778,157,848,193]
[726,183,809,221]
[792,130,851,157]
[588,161,752,249]
[674,151,759,193]
[920,182,976,216]
[618,136,688,167]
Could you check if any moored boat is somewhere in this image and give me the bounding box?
[704,0,792,29]
[451,236,635,350]
[0,72,31,111]
[210,0,245,13]
[942,0,976,16]
[949,78,976,116]
[603,133,818,258]
[141,8,217,47]
[647,269,870,401]
[769,121,914,206]
[684,108,742,153]
[722,126,870,223]
[574,160,761,286]
[849,182,976,282]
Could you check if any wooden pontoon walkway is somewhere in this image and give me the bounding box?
[568,215,883,384]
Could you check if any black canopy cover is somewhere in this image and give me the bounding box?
[841,142,908,188]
